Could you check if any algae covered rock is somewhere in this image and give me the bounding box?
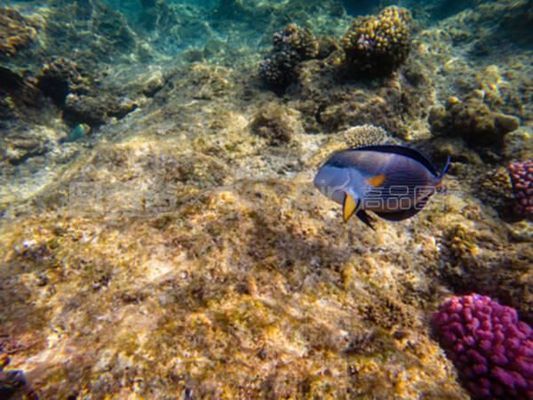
[477,166,516,218]
[0,8,38,57]
[429,93,520,148]
[37,58,88,107]
[341,6,412,76]
[250,103,302,146]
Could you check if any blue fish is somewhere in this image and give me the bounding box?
[314,145,450,229]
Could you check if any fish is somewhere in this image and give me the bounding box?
[313,144,450,229]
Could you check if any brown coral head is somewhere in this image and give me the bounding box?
[341,6,412,76]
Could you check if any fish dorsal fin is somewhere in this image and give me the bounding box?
[353,145,439,176]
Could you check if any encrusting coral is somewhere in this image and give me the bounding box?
[432,294,532,400]
[341,6,412,76]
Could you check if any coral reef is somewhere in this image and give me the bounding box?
[259,24,319,90]
[341,6,412,76]
[508,160,533,218]
[0,8,37,57]
[0,0,531,398]
[429,92,520,149]
[432,294,532,400]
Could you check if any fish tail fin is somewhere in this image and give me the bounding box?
[439,156,451,180]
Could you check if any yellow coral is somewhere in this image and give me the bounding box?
[342,6,412,74]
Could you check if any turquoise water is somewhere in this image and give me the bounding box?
[0,1,531,399]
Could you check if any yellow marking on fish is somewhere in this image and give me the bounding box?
[343,194,357,222]
[367,174,386,187]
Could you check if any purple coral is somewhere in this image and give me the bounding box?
[508,160,532,217]
[432,294,532,400]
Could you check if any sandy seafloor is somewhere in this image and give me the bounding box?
[0,0,531,398]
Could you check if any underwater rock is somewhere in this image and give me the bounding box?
[0,352,37,400]
[341,6,412,76]
[36,58,138,127]
[259,24,320,91]
[212,0,249,20]
[0,67,42,123]
[44,0,141,64]
[64,93,137,128]
[37,58,88,107]
[508,160,533,218]
[503,129,533,162]
[0,8,38,57]
[250,103,302,146]
[432,294,533,400]
[138,0,163,30]
[1,133,49,166]
[429,93,520,149]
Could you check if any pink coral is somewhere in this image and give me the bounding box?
[432,294,532,400]
[508,160,533,217]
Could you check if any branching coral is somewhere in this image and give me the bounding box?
[341,6,412,75]
[432,294,532,400]
[259,24,319,90]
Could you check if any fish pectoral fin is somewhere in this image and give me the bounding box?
[356,209,376,230]
[366,174,386,187]
[343,194,358,222]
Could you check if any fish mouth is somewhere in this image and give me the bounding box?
[313,167,351,199]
